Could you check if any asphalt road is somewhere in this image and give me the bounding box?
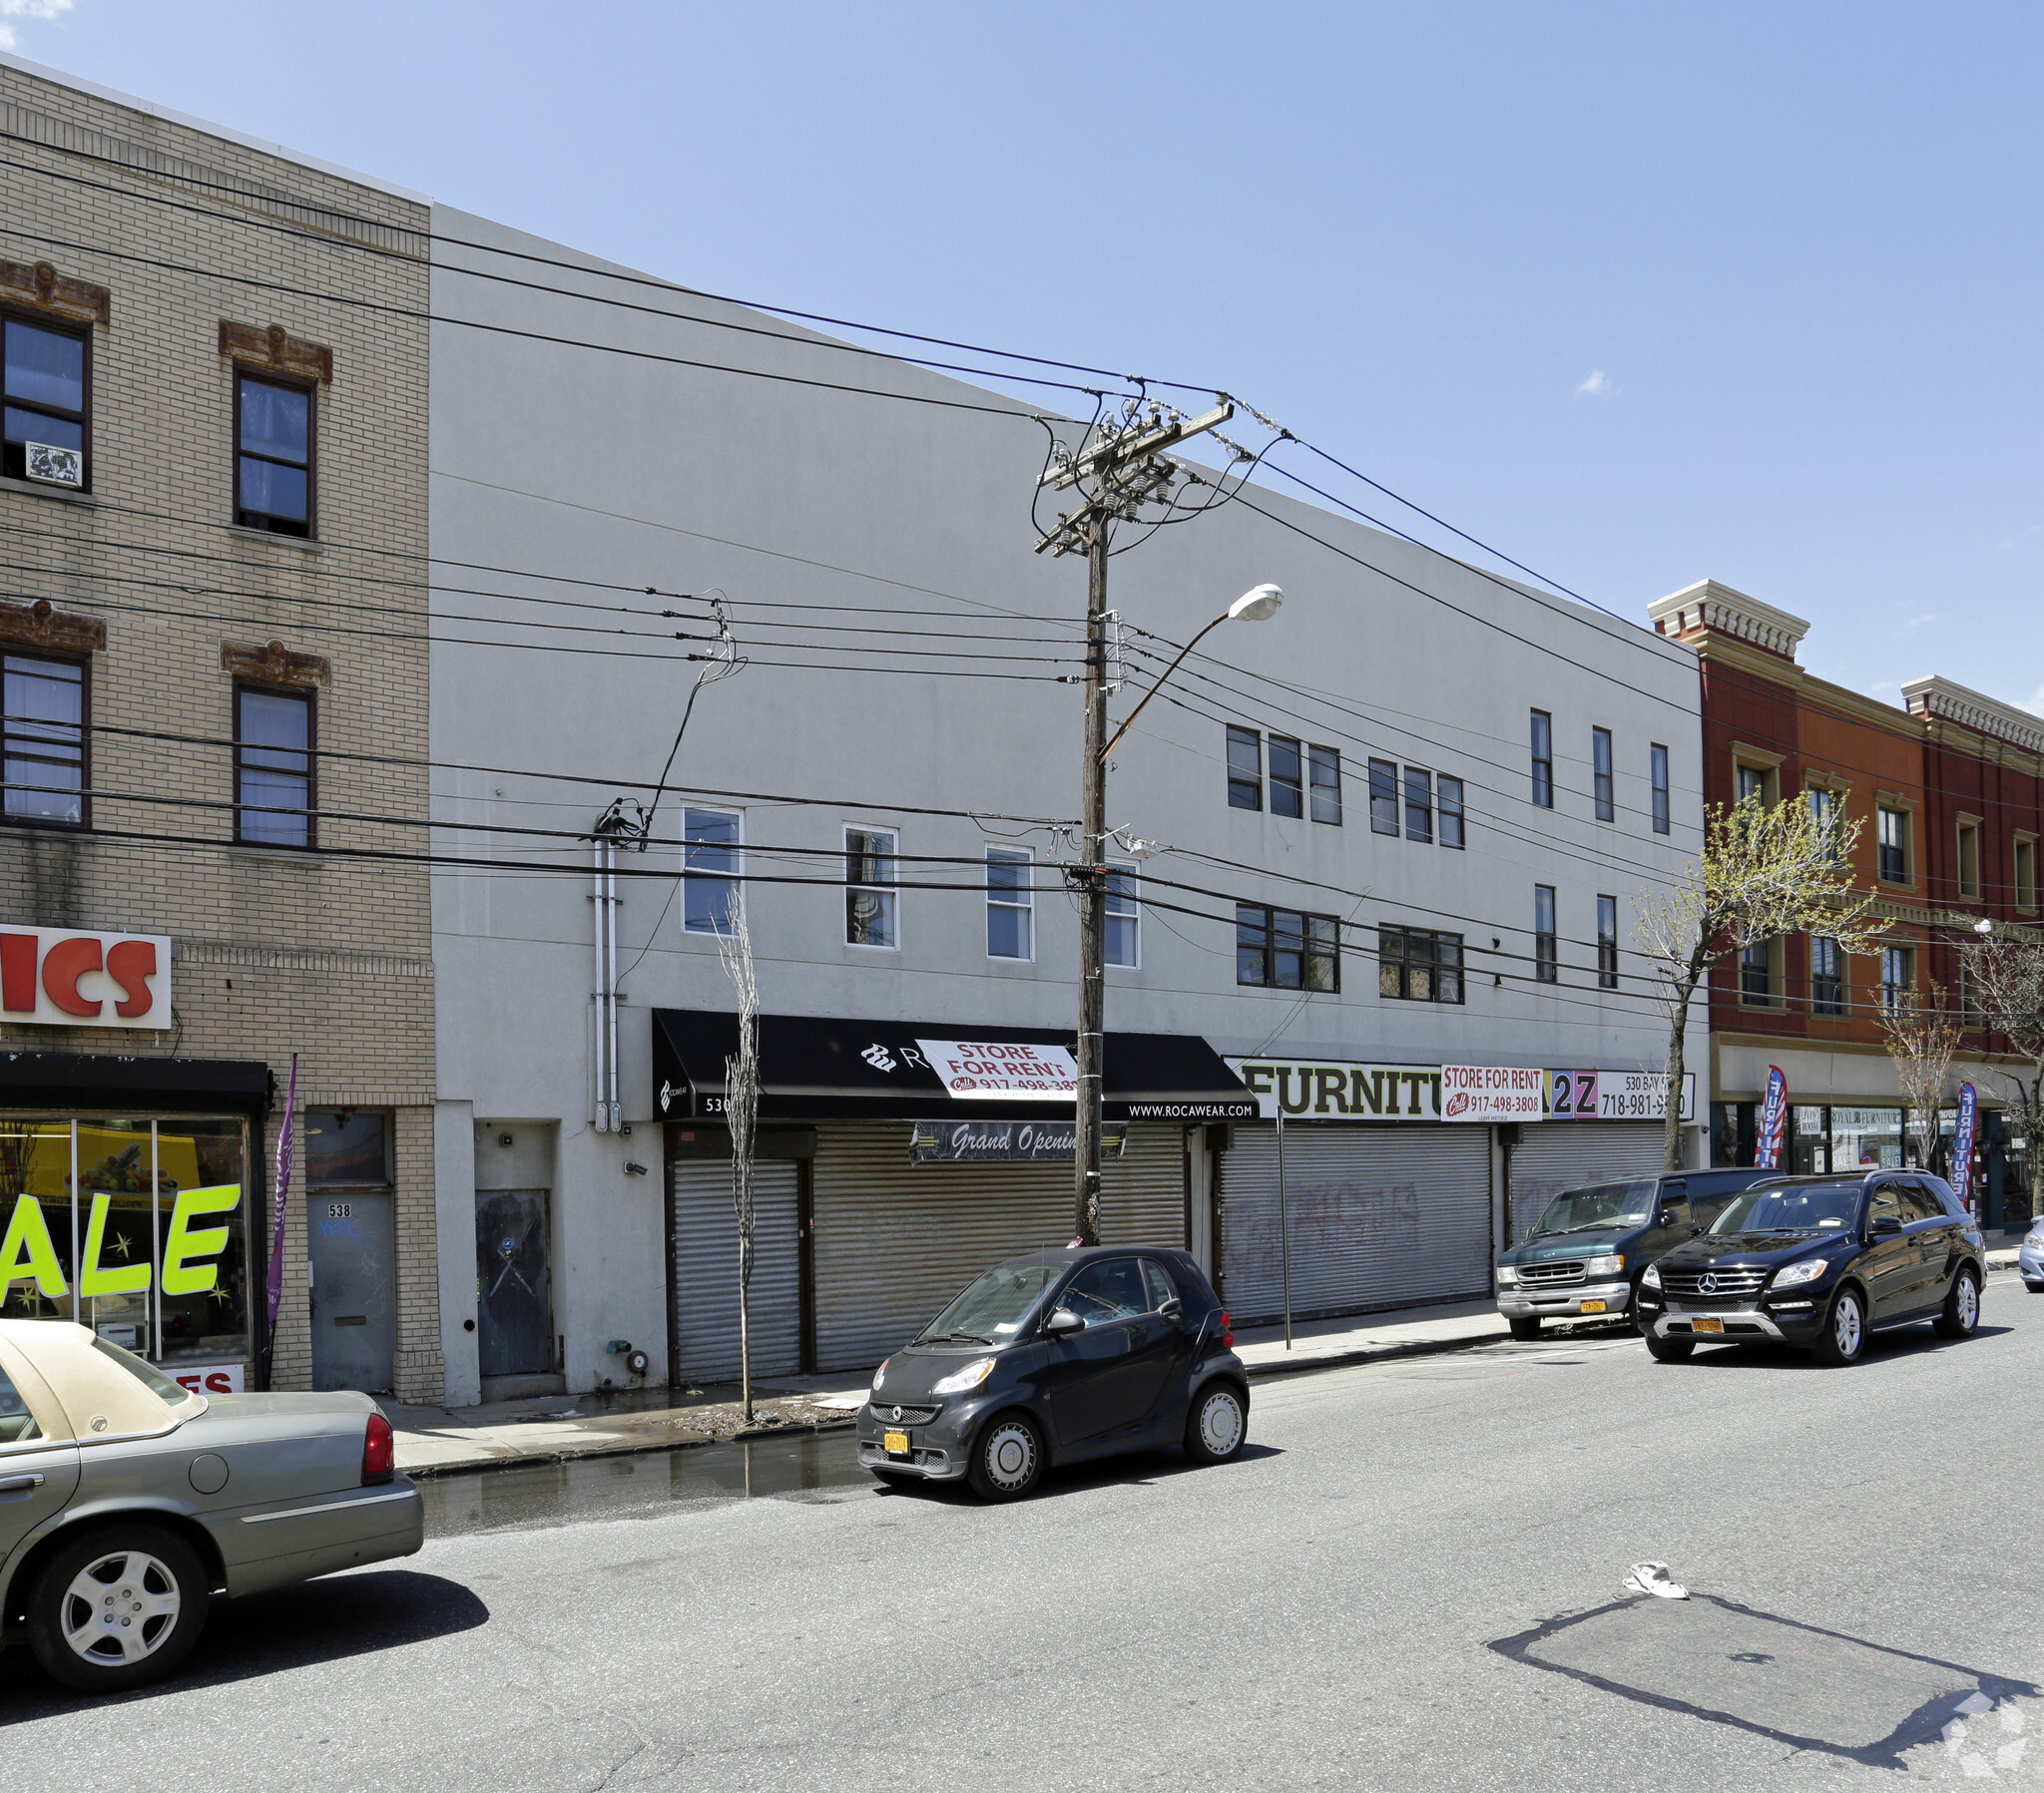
[7,1273,2041,1791]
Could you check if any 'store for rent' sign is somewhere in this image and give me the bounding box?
[1440,1065,1546,1122]
[914,1040,1078,1101]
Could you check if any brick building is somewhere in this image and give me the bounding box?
[0,57,441,1397]
[1651,580,2039,1228]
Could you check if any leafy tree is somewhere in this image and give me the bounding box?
[1877,981,1960,1174]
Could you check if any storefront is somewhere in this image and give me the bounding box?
[651,1010,1256,1381]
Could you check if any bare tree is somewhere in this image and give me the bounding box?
[715,901,762,1423]
[1961,930,2044,1216]
[1877,981,1960,1173]
[1635,791,1881,1170]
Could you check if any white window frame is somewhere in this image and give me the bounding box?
[843,822,899,951]
[1104,859,1140,970]
[682,806,743,935]
[986,846,1034,962]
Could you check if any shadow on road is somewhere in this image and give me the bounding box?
[0,1569,490,1716]
[875,1442,1282,1506]
[1677,1323,2013,1371]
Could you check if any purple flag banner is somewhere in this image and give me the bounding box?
[1950,1081,1978,1205]
[1755,1064,1788,1170]
[264,1053,298,1330]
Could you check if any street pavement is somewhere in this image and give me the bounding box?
[6,1272,2040,1790]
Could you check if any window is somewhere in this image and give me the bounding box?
[235,683,312,847]
[1534,886,1557,983]
[1226,726,1262,810]
[844,825,897,949]
[683,807,741,934]
[1237,904,1338,991]
[1104,860,1139,969]
[1307,744,1341,825]
[1807,785,1842,864]
[1054,1257,1148,1326]
[1403,767,1433,843]
[1737,763,1768,807]
[1956,818,1980,901]
[1742,938,1774,1005]
[2018,835,2038,912]
[1141,1257,1179,1313]
[1268,735,1302,818]
[1880,944,1913,1014]
[1592,727,1614,822]
[987,847,1033,960]
[2,653,85,826]
[305,1111,392,1187]
[1438,776,1465,849]
[0,1359,41,1445]
[3,314,88,487]
[1596,895,1619,990]
[1530,710,1553,807]
[1810,935,1844,1017]
[1877,806,1908,883]
[1377,926,1464,1003]
[1962,957,1981,1029]
[1651,743,1671,834]
[1368,758,1398,835]
[236,371,314,537]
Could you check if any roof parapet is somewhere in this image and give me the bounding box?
[1900,675,2044,755]
[1647,580,1810,662]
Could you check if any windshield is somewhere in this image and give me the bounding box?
[917,1260,1061,1344]
[1532,1179,1661,1236]
[1710,1183,1860,1234]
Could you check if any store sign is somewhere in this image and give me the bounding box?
[908,1120,1127,1164]
[1544,1070,1698,1122]
[170,1363,245,1395]
[0,926,171,1029]
[1227,1059,1441,1121]
[915,1039,1077,1101]
[0,1184,241,1300]
[1441,1065,1546,1122]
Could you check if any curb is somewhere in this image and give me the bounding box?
[399,1416,858,1482]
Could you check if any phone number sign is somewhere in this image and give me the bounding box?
[1545,1070,1697,1121]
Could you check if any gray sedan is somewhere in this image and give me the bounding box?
[0,1318,422,1691]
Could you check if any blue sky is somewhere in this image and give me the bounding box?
[9,2,2041,713]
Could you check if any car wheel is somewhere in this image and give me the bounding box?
[1645,1333,1694,1363]
[1813,1286,1866,1367]
[1507,1317,1542,1341]
[966,1411,1044,1502]
[1933,1266,1981,1339]
[26,1524,210,1693]
[1184,1382,1248,1465]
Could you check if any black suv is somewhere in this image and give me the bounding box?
[1636,1171,1988,1366]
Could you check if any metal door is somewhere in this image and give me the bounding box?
[1508,1123,1668,1246]
[671,1160,801,1382]
[308,1190,395,1393]
[476,1188,552,1379]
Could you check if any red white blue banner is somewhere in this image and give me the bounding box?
[1755,1064,1788,1170]
[1950,1081,1978,1200]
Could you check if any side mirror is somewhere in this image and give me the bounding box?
[1658,1208,1679,1228]
[1869,1214,1903,1238]
[1044,1308,1085,1337]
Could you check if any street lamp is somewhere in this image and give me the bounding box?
[1073,583,1283,1246]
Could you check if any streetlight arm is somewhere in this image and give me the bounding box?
[1097,613,1230,765]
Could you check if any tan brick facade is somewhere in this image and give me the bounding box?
[0,66,440,1398]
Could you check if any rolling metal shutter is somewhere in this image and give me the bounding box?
[810,1121,1185,1373]
[1507,1123,1668,1246]
[671,1159,802,1382]
[1218,1124,1491,1325]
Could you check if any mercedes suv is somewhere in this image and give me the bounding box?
[1635,1170,1987,1366]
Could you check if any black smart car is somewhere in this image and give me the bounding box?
[855,1246,1249,1500]
[1636,1170,1988,1366]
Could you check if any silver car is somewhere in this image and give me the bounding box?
[2021,1221,2044,1292]
[0,1319,422,1691]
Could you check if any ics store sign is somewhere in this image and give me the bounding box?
[0,926,171,1029]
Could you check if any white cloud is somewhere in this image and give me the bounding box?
[0,1,74,49]
[1576,369,1612,397]
[1905,614,1937,628]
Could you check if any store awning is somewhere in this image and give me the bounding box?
[650,1010,1255,1122]
[0,1051,274,1114]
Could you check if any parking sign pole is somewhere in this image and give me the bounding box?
[1278,1107,1292,1350]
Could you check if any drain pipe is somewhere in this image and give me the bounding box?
[591,806,634,1132]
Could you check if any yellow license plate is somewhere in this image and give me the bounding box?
[1693,1317,1724,1334]
[1580,1299,1606,1314]
[882,1430,910,1456]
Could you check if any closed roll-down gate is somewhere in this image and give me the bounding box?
[1507,1124,1668,1246]
[1219,1124,1491,1324]
[811,1122,1186,1373]
[671,1160,802,1381]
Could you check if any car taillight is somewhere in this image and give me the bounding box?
[1219,1310,1235,1350]
[362,1411,395,1485]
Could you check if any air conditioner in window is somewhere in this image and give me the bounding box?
[25,441,83,487]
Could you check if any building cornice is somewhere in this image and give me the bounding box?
[1902,674,2044,761]
[1649,580,1810,660]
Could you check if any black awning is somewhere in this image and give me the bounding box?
[0,1051,274,1115]
[650,1010,1254,1122]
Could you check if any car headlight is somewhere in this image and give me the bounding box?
[1496,1265,1518,1284]
[1642,1264,1662,1290]
[1584,1253,1624,1278]
[1771,1259,1831,1290]
[931,1358,995,1395]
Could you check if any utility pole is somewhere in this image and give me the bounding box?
[1038,399,1233,1245]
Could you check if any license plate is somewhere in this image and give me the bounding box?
[1580,1299,1606,1314]
[1693,1317,1724,1334]
[882,1430,910,1456]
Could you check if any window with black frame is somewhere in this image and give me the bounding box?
[236,371,314,536]
[1307,745,1341,824]
[1534,885,1557,983]
[1592,727,1614,822]
[3,314,88,487]
[1368,758,1397,835]
[1438,776,1465,848]
[1226,725,1262,810]
[1377,925,1463,1003]
[236,683,313,846]
[1742,938,1775,1005]
[2,653,86,826]
[1237,904,1338,991]
[1596,895,1619,989]
[1269,735,1303,818]
[1810,934,1844,1017]
[1530,710,1553,807]
[1403,767,1432,842]
[1651,743,1671,833]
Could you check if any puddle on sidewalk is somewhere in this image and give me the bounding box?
[419,1430,870,1539]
